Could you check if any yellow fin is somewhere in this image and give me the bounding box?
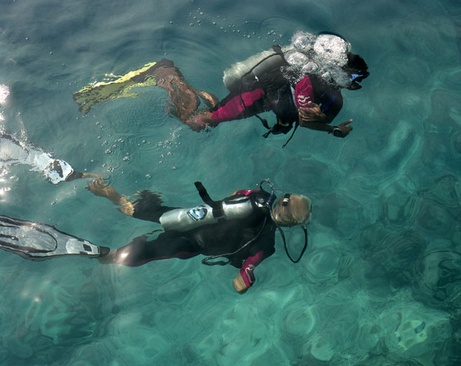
[73,61,158,114]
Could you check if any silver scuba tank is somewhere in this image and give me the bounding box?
[159,196,254,232]
[222,46,294,93]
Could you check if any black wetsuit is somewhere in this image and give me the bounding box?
[113,190,276,268]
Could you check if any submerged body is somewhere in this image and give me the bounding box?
[0,180,312,293]
[87,179,312,293]
[74,31,369,141]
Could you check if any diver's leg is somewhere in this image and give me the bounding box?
[209,89,267,122]
[87,179,177,222]
[87,179,135,216]
[66,171,101,182]
[130,190,177,223]
[151,60,201,122]
[183,88,268,130]
[100,232,199,266]
[152,60,224,127]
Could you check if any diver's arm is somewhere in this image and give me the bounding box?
[300,117,353,137]
[330,120,353,137]
[232,226,275,294]
[299,103,353,137]
[232,229,275,294]
[232,250,265,293]
[294,76,337,125]
[232,231,277,294]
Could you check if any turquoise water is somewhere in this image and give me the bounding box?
[1,0,460,365]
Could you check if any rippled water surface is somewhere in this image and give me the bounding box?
[0,0,460,365]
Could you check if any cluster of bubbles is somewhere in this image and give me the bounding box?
[282,31,352,87]
[184,8,285,42]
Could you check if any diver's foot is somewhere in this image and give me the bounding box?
[98,250,117,264]
[98,246,111,257]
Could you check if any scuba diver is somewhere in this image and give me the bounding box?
[0,179,311,293]
[0,133,99,184]
[85,179,312,293]
[74,31,369,145]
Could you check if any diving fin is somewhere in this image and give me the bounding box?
[73,61,159,114]
[0,215,110,260]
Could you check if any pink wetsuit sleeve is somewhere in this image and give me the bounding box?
[210,89,265,123]
[239,250,265,287]
[294,75,314,109]
[234,189,259,196]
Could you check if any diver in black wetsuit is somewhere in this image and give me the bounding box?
[0,179,311,293]
[87,179,312,293]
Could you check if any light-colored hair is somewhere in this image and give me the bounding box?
[271,194,312,227]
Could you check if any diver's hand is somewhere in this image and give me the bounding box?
[298,102,327,126]
[330,119,353,138]
[232,264,255,294]
[233,273,249,293]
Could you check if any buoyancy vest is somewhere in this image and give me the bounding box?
[159,182,271,232]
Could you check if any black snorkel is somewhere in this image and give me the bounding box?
[258,178,276,206]
[268,188,310,264]
[277,222,308,264]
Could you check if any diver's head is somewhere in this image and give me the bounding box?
[271,194,312,227]
[343,53,369,90]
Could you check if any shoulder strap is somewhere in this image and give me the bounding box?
[194,182,224,218]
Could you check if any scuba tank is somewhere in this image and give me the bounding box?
[159,195,254,232]
[222,45,294,93]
